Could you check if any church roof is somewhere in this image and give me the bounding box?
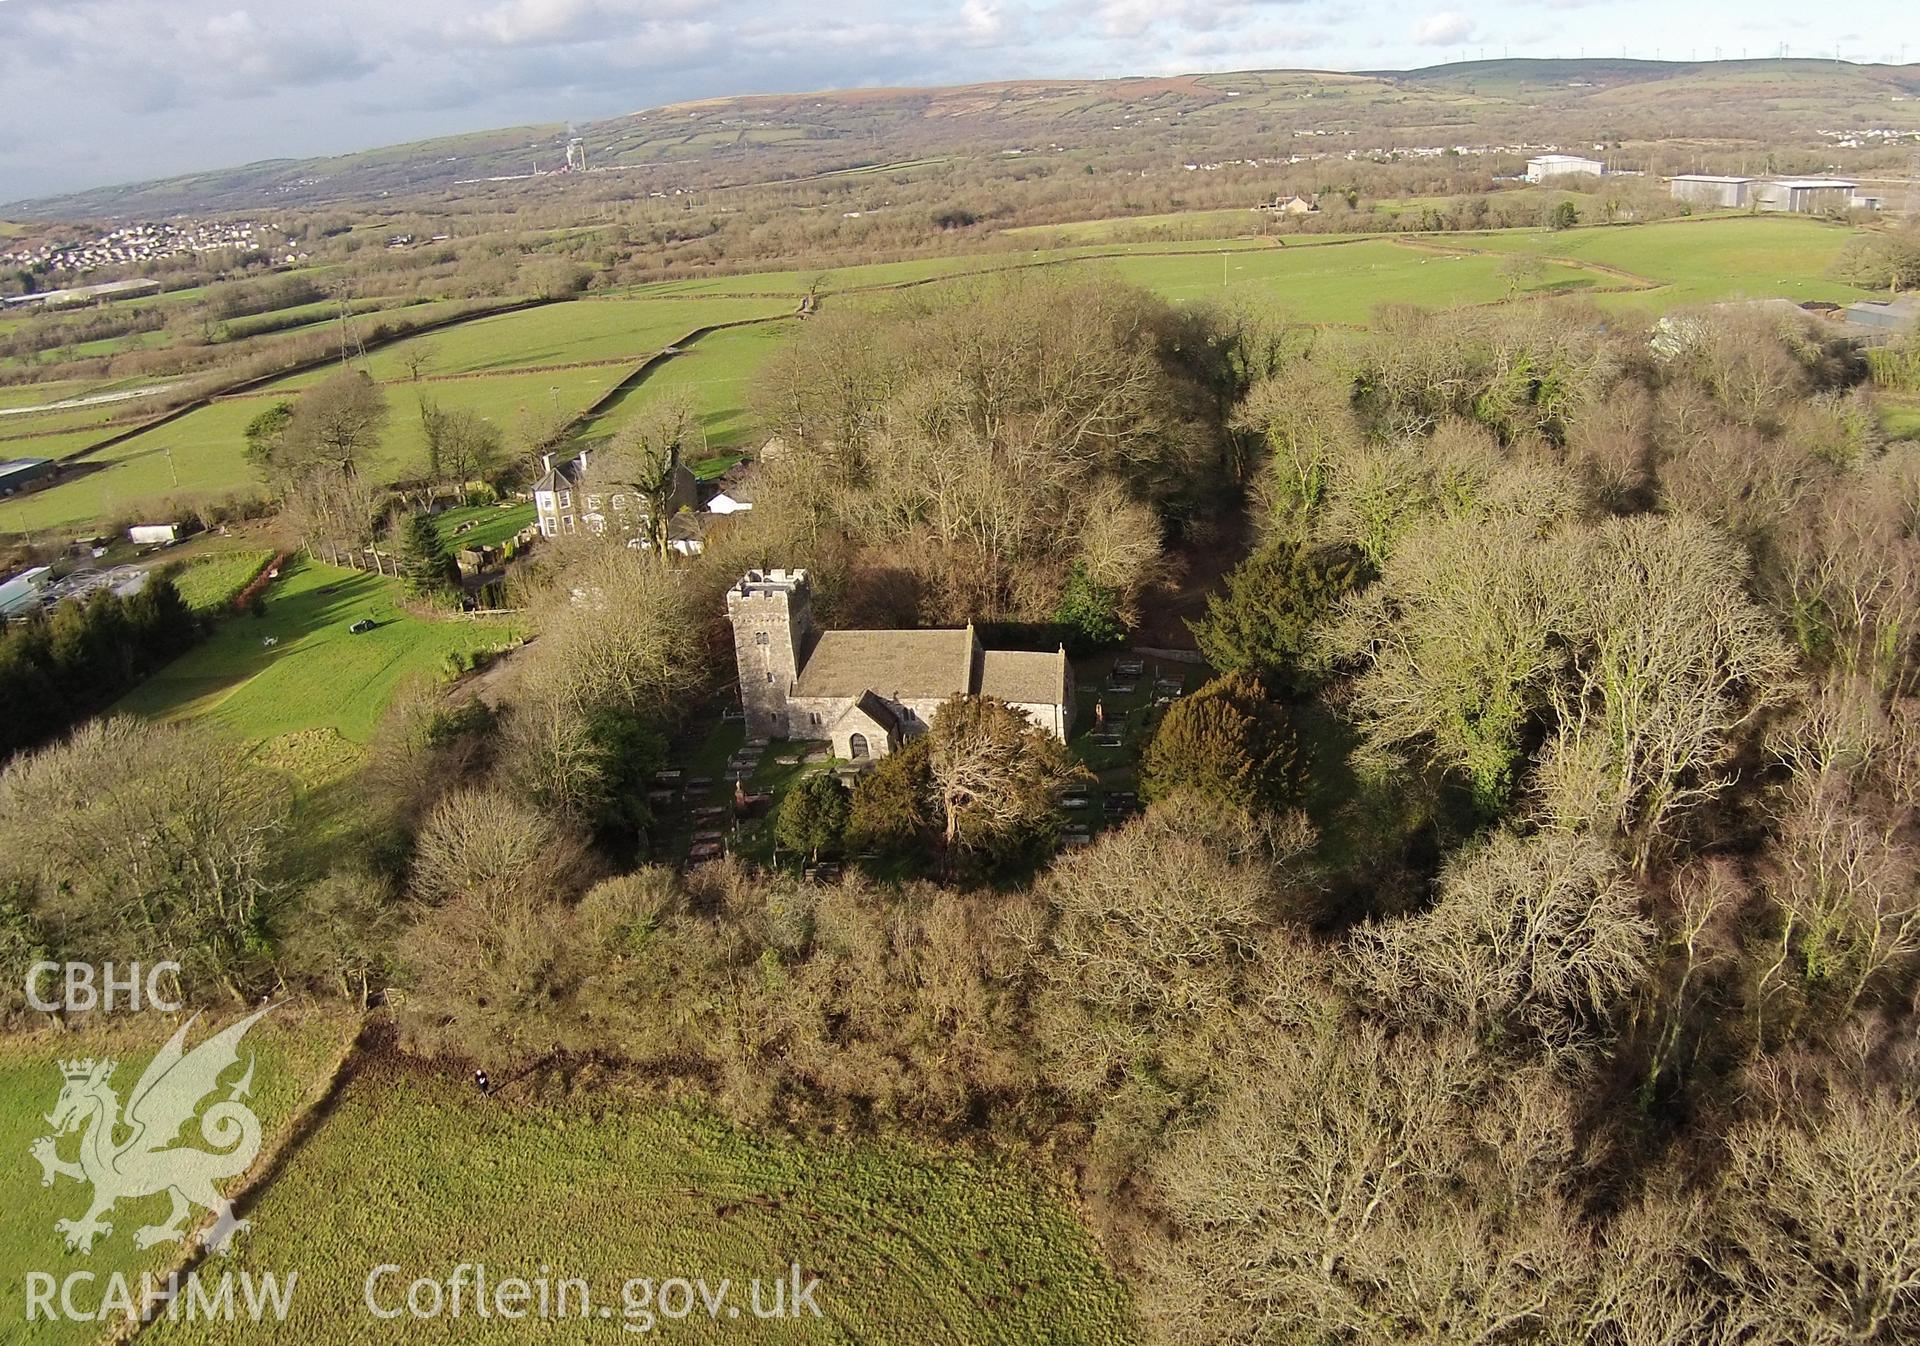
[977,648,1071,708]
[849,690,902,736]
[793,628,977,702]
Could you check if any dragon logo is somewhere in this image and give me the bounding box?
[28,1006,272,1256]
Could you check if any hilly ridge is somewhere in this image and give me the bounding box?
[9,57,1919,219]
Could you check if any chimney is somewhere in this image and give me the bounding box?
[576,450,589,476]
[541,452,554,473]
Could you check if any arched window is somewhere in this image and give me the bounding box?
[848,732,870,760]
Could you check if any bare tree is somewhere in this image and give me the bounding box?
[1333,512,1569,816]
[0,718,291,1002]
[1711,1082,1920,1344]
[1538,514,1796,869]
[1348,828,1654,1056]
[1143,1026,1596,1346]
[925,695,1084,854]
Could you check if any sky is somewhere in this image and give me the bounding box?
[0,0,1914,201]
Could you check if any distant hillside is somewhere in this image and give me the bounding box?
[12,58,1919,219]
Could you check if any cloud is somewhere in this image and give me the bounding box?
[1410,10,1473,44]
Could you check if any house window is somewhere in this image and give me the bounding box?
[562,516,576,534]
[765,672,774,684]
[848,732,870,760]
[558,491,572,509]
[809,713,821,727]
[755,632,770,647]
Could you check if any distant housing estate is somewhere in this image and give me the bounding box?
[727,568,1073,760]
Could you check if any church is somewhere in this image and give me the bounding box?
[727,569,1074,759]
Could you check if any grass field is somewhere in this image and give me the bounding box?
[1,216,1885,538]
[271,295,796,387]
[146,1060,1133,1345]
[1442,215,1876,310]
[0,293,798,535]
[0,1007,359,1346]
[433,501,536,549]
[116,558,519,748]
[576,321,795,453]
[170,549,275,612]
[1885,397,1920,441]
[1090,237,1606,316]
[0,365,631,535]
[0,399,139,442]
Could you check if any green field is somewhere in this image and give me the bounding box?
[0,398,138,442]
[433,501,536,550]
[1,216,1887,537]
[1885,398,1920,440]
[115,558,519,748]
[271,295,795,387]
[1003,207,1278,242]
[576,321,795,453]
[0,293,801,534]
[171,549,276,612]
[0,1008,358,1346]
[147,1061,1133,1345]
[1084,237,1606,315]
[0,376,174,412]
[0,365,630,534]
[1443,215,1876,310]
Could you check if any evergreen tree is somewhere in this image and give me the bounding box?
[398,512,457,596]
[1191,542,1368,692]
[1055,562,1126,653]
[1141,671,1302,814]
[776,772,852,862]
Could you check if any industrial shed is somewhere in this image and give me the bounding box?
[0,457,54,496]
[1669,174,1754,208]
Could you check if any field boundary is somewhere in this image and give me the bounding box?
[1388,234,1664,289]
[43,296,558,471]
[113,1009,369,1344]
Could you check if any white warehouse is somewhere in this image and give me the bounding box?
[1669,174,1754,208]
[1524,154,1605,182]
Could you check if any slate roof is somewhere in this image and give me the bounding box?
[533,457,583,494]
[977,648,1070,707]
[792,628,977,702]
[849,690,902,736]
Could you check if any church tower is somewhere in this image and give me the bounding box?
[726,569,814,741]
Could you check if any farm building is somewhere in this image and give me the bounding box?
[1843,297,1920,343]
[727,568,1073,759]
[0,456,54,496]
[1753,179,1857,214]
[1669,174,1754,208]
[1259,194,1320,215]
[128,522,183,546]
[0,566,51,618]
[0,278,161,310]
[1525,154,1605,182]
